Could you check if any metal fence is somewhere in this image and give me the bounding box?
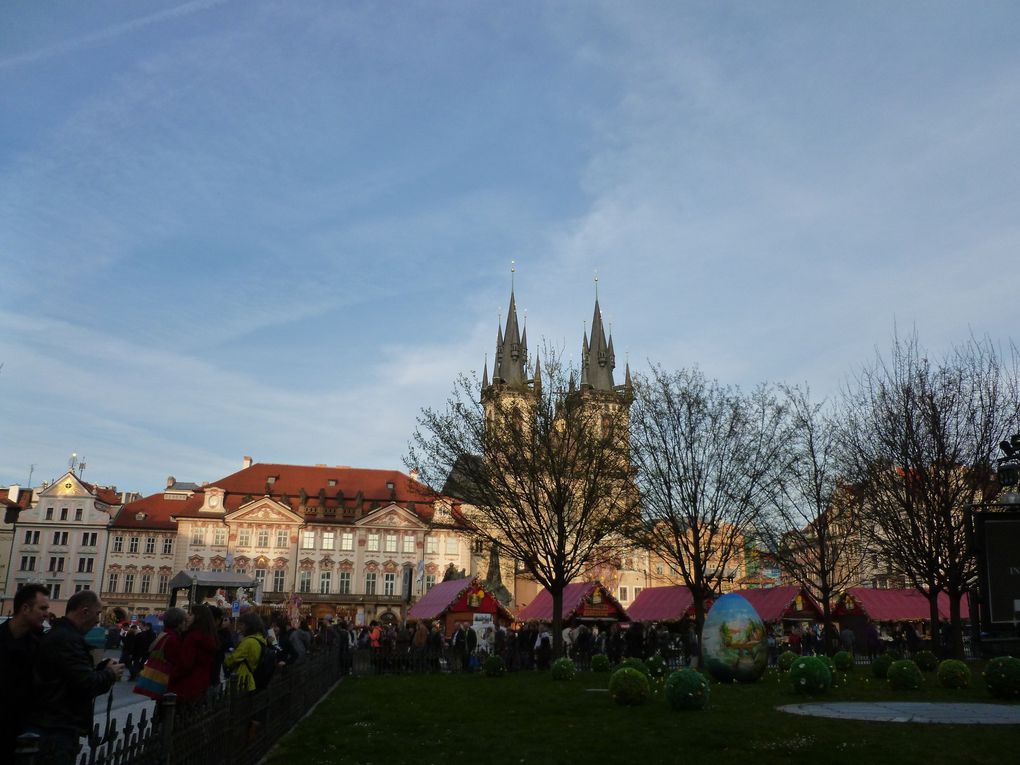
[16,646,343,765]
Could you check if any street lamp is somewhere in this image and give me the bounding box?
[996,433,1020,504]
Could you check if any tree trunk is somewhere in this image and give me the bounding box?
[821,597,834,657]
[551,587,564,658]
[949,590,964,659]
[693,591,707,663]
[928,591,940,654]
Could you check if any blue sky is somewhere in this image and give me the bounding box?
[2,1,1018,495]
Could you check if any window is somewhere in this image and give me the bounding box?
[82,532,97,547]
[445,536,458,555]
[328,479,336,487]
[48,557,65,572]
[254,569,267,588]
[45,508,53,520]
[123,574,135,593]
[619,586,629,602]
[655,564,664,576]
[302,531,315,549]
[50,583,61,600]
[60,508,68,520]
[140,574,151,594]
[383,572,396,596]
[384,535,397,553]
[113,536,124,553]
[107,573,118,592]
[322,532,335,550]
[158,574,169,595]
[426,537,437,554]
[272,570,286,592]
[365,572,376,595]
[74,584,89,593]
[52,531,67,546]
[74,508,83,521]
[162,538,174,555]
[234,528,249,546]
[129,537,139,554]
[340,532,353,551]
[635,587,643,598]
[22,556,37,571]
[258,530,271,548]
[367,534,379,552]
[339,571,351,594]
[191,527,204,546]
[299,571,311,593]
[472,539,484,555]
[319,572,331,594]
[77,557,94,573]
[425,574,436,591]
[24,530,39,545]
[276,530,288,548]
[213,528,226,546]
[403,535,416,554]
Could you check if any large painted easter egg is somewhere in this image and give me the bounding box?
[701,593,768,683]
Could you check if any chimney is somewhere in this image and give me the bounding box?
[166,476,176,489]
[409,469,419,482]
[8,485,19,504]
[243,456,253,469]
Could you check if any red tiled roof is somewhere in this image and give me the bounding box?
[517,581,629,622]
[169,463,447,525]
[112,492,195,530]
[836,587,970,622]
[730,586,822,622]
[1,488,33,511]
[78,479,122,506]
[626,586,695,622]
[406,578,515,622]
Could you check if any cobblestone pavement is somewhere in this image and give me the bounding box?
[778,701,1020,725]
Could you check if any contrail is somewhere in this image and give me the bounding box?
[0,0,232,70]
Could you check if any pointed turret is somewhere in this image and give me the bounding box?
[493,287,527,386]
[581,298,615,391]
[624,361,633,391]
[481,357,489,392]
[533,351,542,393]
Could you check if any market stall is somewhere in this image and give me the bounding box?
[626,585,698,623]
[406,577,515,637]
[517,580,629,626]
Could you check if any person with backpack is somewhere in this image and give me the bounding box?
[224,612,268,692]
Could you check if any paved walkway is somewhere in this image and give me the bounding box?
[778,702,1020,725]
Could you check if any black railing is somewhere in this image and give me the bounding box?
[16,645,342,765]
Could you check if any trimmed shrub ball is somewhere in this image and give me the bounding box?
[618,657,651,677]
[937,659,971,689]
[483,655,505,678]
[665,669,710,711]
[887,659,923,690]
[777,650,799,672]
[789,656,832,695]
[915,650,939,672]
[646,654,668,679]
[551,657,576,681]
[833,651,854,672]
[590,653,611,673]
[609,667,651,706]
[984,656,1020,700]
[819,655,836,674]
[871,654,894,678]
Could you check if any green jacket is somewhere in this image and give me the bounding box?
[224,633,266,691]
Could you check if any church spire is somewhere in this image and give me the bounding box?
[490,265,528,387]
[581,297,615,391]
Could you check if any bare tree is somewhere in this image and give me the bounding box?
[840,332,1019,657]
[407,349,637,656]
[756,385,867,653]
[628,366,788,644]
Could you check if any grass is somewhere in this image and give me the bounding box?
[268,663,1017,765]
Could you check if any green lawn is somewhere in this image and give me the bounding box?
[269,665,1017,765]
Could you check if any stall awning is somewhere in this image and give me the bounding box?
[517,581,629,623]
[168,571,256,590]
[626,586,695,623]
[729,586,822,622]
[835,587,970,621]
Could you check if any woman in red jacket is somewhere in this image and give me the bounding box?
[169,604,219,704]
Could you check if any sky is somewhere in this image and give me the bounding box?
[2,1,1018,496]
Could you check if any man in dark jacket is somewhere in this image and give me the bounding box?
[0,584,50,760]
[28,590,124,765]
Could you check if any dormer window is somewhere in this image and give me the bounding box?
[386,481,395,491]
[328,479,336,487]
[135,512,147,521]
[267,476,277,484]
